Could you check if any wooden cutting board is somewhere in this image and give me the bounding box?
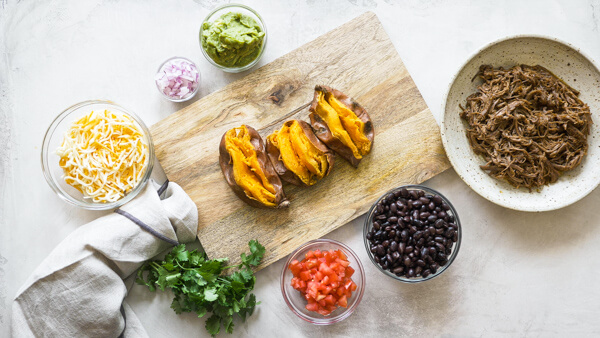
[150,12,450,269]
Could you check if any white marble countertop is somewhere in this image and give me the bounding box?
[2,0,600,336]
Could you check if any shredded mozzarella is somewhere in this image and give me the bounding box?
[56,110,150,203]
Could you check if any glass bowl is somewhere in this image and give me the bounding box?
[41,100,155,210]
[363,185,462,283]
[155,56,200,102]
[280,239,366,325]
[199,3,267,73]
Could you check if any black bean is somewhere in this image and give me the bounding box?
[367,189,458,279]
[421,247,429,258]
[400,188,409,198]
[398,242,406,254]
[414,231,423,240]
[393,266,404,275]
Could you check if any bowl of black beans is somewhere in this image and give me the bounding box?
[364,185,461,283]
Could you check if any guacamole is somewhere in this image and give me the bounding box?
[201,12,265,68]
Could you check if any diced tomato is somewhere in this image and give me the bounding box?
[306,302,319,312]
[288,248,358,317]
[338,295,348,308]
[289,260,302,275]
[315,271,324,281]
[300,270,311,281]
[345,266,355,278]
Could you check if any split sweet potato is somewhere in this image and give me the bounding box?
[219,125,289,208]
[309,85,374,167]
[266,120,334,186]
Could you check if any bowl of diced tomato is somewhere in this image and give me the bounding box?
[280,239,366,325]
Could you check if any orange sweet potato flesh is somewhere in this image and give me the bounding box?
[309,85,374,167]
[219,125,288,208]
[266,120,334,186]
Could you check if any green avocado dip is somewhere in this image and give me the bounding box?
[201,12,265,68]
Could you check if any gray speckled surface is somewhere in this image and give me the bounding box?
[2,0,600,336]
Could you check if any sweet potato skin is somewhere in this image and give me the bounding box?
[309,85,374,167]
[219,125,289,208]
[266,120,335,186]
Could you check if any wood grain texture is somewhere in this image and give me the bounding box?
[150,12,450,269]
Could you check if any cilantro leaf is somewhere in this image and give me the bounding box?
[205,315,221,336]
[241,240,266,267]
[136,240,265,337]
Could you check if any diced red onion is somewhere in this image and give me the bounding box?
[155,58,200,100]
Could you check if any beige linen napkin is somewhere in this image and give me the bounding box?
[11,180,198,337]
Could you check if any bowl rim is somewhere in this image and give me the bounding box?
[363,184,462,283]
[155,56,200,102]
[440,34,600,212]
[198,3,268,73]
[280,238,366,325]
[41,99,155,210]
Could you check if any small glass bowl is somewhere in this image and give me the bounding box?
[280,239,366,325]
[41,100,155,210]
[199,3,267,73]
[155,56,200,102]
[363,185,462,283]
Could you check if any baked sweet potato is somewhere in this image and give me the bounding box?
[309,85,374,167]
[219,125,289,208]
[266,120,334,186]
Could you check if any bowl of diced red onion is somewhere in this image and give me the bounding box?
[155,56,200,102]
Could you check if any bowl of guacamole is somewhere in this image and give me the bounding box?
[200,4,267,73]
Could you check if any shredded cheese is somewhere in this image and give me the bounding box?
[56,110,150,203]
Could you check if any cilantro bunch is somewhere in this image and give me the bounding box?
[136,240,266,336]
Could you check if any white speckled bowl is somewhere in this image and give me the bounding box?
[441,35,600,212]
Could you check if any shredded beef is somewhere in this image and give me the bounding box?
[460,64,592,190]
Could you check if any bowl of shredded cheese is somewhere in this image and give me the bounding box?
[41,100,154,209]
